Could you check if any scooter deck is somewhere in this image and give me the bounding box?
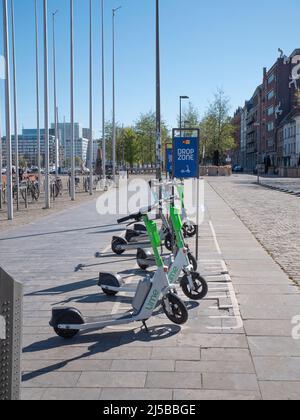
[85,311,134,324]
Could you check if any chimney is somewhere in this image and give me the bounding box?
[263,67,267,78]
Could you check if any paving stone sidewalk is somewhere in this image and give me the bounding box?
[208,174,300,286]
[0,179,300,400]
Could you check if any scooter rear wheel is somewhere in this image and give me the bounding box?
[53,311,83,339]
[181,272,208,301]
[183,223,197,238]
[165,233,175,252]
[162,293,188,325]
[137,249,150,270]
[111,237,127,255]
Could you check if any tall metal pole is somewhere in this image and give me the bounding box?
[156,0,162,181]
[112,6,121,184]
[101,0,106,182]
[35,0,41,193]
[43,0,50,209]
[52,10,59,178]
[70,0,75,201]
[11,0,19,211]
[179,97,182,130]
[89,0,93,195]
[0,96,3,205]
[3,0,13,220]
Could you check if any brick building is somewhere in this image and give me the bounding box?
[246,86,262,172]
[234,48,300,174]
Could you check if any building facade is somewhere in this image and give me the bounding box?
[234,48,300,174]
[1,129,56,167]
[1,124,91,168]
[246,86,262,172]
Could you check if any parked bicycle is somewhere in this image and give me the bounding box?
[24,180,40,202]
[50,177,63,199]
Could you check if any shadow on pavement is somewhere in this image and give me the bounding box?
[22,324,181,383]
[25,278,98,297]
[0,223,121,242]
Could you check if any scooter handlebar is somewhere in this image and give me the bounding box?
[117,203,159,224]
[117,213,141,224]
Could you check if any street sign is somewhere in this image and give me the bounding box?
[173,135,200,179]
[165,146,173,174]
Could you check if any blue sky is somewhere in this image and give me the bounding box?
[0,0,300,136]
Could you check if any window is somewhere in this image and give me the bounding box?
[267,122,274,132]
[267,106,274,116]
[267,90,275,101]
[268,74,275,84]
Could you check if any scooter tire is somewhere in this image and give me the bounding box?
[181,272,208,301]
[165,233,174,252]
[162,293,188,325]
[183,223,197,238]
[137,249,150,271]
[188,252,198,271]
[111,237,127,255]
[53,311,83,339]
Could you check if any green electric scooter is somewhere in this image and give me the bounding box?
[50,205,189,339]
[99,205,208,301]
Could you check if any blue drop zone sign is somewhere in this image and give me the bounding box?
[173,137,199,179]
[166,148,173,174]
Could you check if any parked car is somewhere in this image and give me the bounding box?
[232,165,244,173]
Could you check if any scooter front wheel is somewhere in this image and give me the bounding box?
[181,272,208,301]
[162,293,188,325]
[53,310,83,339]
[111,237,127,255]
[188,252,198,271]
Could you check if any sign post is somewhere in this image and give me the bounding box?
[172,128,201,260]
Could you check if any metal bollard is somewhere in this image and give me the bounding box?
[0,268,23,401]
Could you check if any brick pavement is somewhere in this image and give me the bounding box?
[208,175,300,286]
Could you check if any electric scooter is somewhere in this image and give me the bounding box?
[50,205,189,339]
[111,203,174,255]
[149,178,197,238]
[99,207,208,301]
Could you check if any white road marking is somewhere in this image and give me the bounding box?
[206,221,244,331]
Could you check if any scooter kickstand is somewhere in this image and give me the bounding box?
[142,320,150,333]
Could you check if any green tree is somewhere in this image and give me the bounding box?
[104,121,123,165]
[122,127,139,166]
[177,102,200,128]
[19,155,27,169]
[200,89,235,164]
[135,111,169,166]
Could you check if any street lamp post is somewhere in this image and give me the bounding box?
[112,6,121,184]
[0,93,3,208]
[70,0,75,201]
[179,96,189,129]
[11,0,19,211]
[156,0,162,182]
[89,0,93,195]
[3,0,13,220]
[43,0,50,209]
[35,0,41,193]
[101,0,106,182]
[52,9,59,178]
